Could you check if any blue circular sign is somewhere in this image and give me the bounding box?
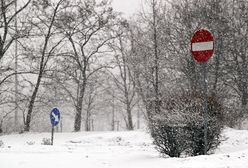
[50,108,60,126]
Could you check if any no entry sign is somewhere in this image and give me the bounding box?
[191,29,214,62]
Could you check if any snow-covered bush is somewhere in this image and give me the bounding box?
[186,119,222,156]
[150,121,189,157]
[0,140,4,147]
[26,141,35,145]
[41,138,51,145]
[149,92,224,157]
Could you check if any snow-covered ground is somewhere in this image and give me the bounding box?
[0,128,248,168]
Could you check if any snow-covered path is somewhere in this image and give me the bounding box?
[0,128,248,168]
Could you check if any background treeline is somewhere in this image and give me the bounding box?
[0,0,248,135]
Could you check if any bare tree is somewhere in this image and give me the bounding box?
[222,0,248,126]
[108,23,137,130]
[128,0,170,121]
[24,0,65,132]
[0,0,31,60]
[0,0,32,133]
[83,77,101,131]
[55,0,118,131]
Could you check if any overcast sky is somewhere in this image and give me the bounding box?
[111,0,143,17]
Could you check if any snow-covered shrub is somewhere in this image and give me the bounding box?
[0,140,4,147]
[41,138,51,145]
[186,119,222,156]
[185,94,223,156]
[26,141,35,145]
[149,92,224,157]
[150,121,189,157]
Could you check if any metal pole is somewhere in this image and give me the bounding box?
[51,126,54,145]
[203,62,208,154]
[60,116,63,132]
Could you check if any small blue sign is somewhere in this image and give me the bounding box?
[50,108,60,126]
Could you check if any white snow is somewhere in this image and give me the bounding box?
[0,128,248,168]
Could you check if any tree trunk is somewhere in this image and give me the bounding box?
[74,102,83,132]
[212,37,222,95]
[74,87,84,132]
[74,79,87,132]
[137,109,140,129]
[85,109,90,131]
[152,0,160,115]
[126,103,134,130]
[123,66,134,130]
[238,89,248,129]
[111,92,115,131]
[24,73,42,131]
[241,87,248,114]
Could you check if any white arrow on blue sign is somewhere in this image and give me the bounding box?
[50,107,60,126]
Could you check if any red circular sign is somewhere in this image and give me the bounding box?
[191,29,214,62]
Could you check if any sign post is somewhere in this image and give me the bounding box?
[191,29,214,155]
[50,107,60,145]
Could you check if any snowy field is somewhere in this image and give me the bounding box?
[0,128,248,168]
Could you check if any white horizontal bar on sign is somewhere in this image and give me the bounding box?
[192,41,213,51]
